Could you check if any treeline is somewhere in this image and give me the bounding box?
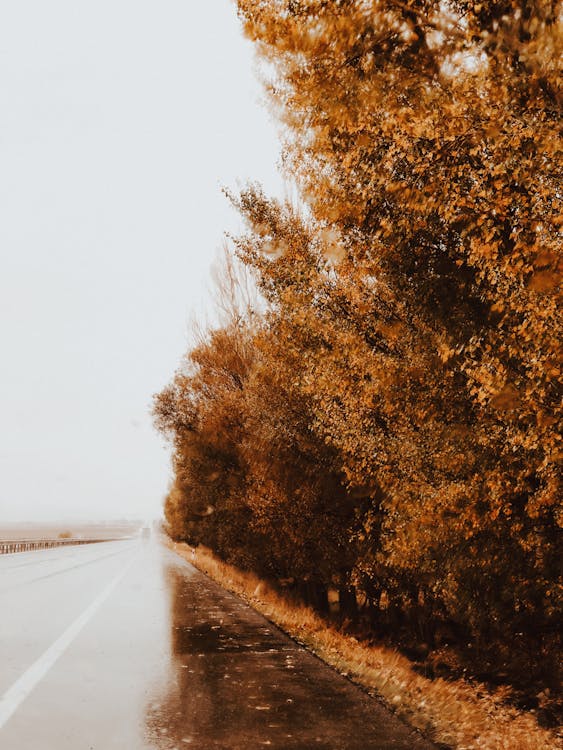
[155,0,561,692]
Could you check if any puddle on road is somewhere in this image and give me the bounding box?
[143,556,432,750]
[172,621,276,655]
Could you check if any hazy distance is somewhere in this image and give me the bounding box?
[0,0,283,522]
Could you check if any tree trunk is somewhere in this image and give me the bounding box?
[339,586,358,619]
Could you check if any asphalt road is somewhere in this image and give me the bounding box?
[0,536,434,749]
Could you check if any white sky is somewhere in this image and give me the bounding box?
[0,0,283,522]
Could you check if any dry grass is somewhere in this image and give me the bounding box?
[169,541,562,750]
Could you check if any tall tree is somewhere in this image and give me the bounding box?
[155,0,561,690]
[235,0,561,669]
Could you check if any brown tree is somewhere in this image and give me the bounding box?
[155,0,562,697]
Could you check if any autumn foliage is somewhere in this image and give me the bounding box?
[155,0,561,706]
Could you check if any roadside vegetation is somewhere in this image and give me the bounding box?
[155,1,561,747]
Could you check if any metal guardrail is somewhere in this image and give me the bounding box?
[0,538,110,555]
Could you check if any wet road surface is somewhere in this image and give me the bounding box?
[0,536,434,749]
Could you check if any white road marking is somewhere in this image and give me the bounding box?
[0,554,137,730]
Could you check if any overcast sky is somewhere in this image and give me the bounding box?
[0,0,283,522]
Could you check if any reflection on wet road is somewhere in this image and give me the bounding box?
[149,560,434,750]
[0,537,434,749]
